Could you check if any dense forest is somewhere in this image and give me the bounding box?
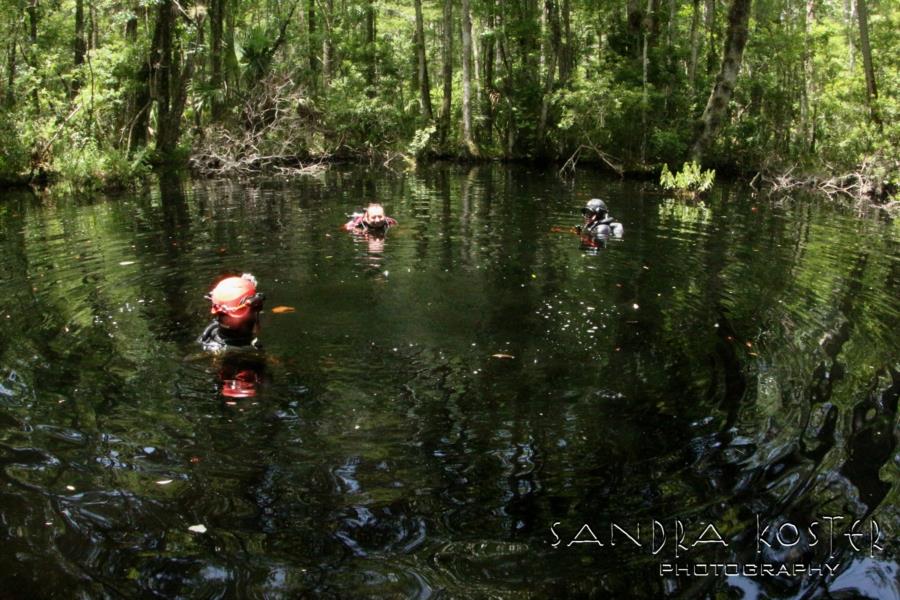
[0,0,896,195]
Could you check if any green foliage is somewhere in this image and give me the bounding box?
[0,0,895,189]
[660,161,716,196]
[325,70,413,156]
[408,125,437,159]
[0,111,29,182]
[54,138,150,190]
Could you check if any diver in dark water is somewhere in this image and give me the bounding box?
[199,273,265,352]
[343,203,398,233]
[578,198,624,241]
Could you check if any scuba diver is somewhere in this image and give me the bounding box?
[199,273,265,352]
[578,198,624,240]
[343,203,398,234]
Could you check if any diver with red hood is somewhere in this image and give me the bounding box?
[199,273,265,352]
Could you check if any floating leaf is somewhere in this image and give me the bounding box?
[188,524,207,533]
[271,306,296,314]
[119,261,136,266]
[156,479,173,486]
[491,353,515,359]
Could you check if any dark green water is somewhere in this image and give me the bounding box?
[0,165,897,599]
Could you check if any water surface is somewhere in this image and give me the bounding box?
[0,166,897,598]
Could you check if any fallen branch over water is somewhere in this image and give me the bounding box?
[190,75,328,177]
[560,141,625,178]
[760,155,898,208]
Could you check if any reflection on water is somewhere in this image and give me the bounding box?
[0,165,897,598]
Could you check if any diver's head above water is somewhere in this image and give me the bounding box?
[582,198,608,225]
[200,273,265,350]
[344,203,397,233]
[363,203,388,230]
[579,198,623,240]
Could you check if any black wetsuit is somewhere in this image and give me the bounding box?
[197,294,265,351]
[199,320,261,351]
[582,216,624,239]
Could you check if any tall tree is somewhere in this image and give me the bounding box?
[414,0,433,121]
[802,0,816,151]
[704,0,716,74]
[126,3,153,151]
[209,0,224,118]
[5,43,15,108]
[559,0,572,84]
[461,0,480,156]
[74,0,86,69]
[365,0,376,93]
[440,0,452,141]
[307,0,318,79]
[481,4,496,145]
[691,0,753,161]
[641,0,651,160]
[151,0,195,158]
[855,0,879,125]
[537,0,561,151]
[689,0,700,93]
[322,0,334,88]
[27,0,39,113]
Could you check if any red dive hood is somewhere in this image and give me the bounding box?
[209,274,258,318]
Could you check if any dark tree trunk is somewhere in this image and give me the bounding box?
[802,0,816,150]
[691,0,752,162]
[308,0,318,79]
[6,36,17,108]
[559,0,572,84]
[74,0,86,69]
[705,0,717,75]
[152,0,193,158]
[689,0,700,92]
[461,0,480,156]
[856,0,879,125]
[209,0,224,118]
[127,6,152,151]
[152,0,175,154]
[627,0,643,44]
[496,0,516,157]
[537,0,561,151]
[322,0,334,87]
[27,0,39,113]
[440,0,452,142]
[481,6,495,145]
[224,0,238,93]
[365,0,376,94]
[414,0,433,121]
[89,1,97,50]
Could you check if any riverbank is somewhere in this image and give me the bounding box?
[4,148,896,212]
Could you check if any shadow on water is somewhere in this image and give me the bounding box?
[0,165,897,598]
